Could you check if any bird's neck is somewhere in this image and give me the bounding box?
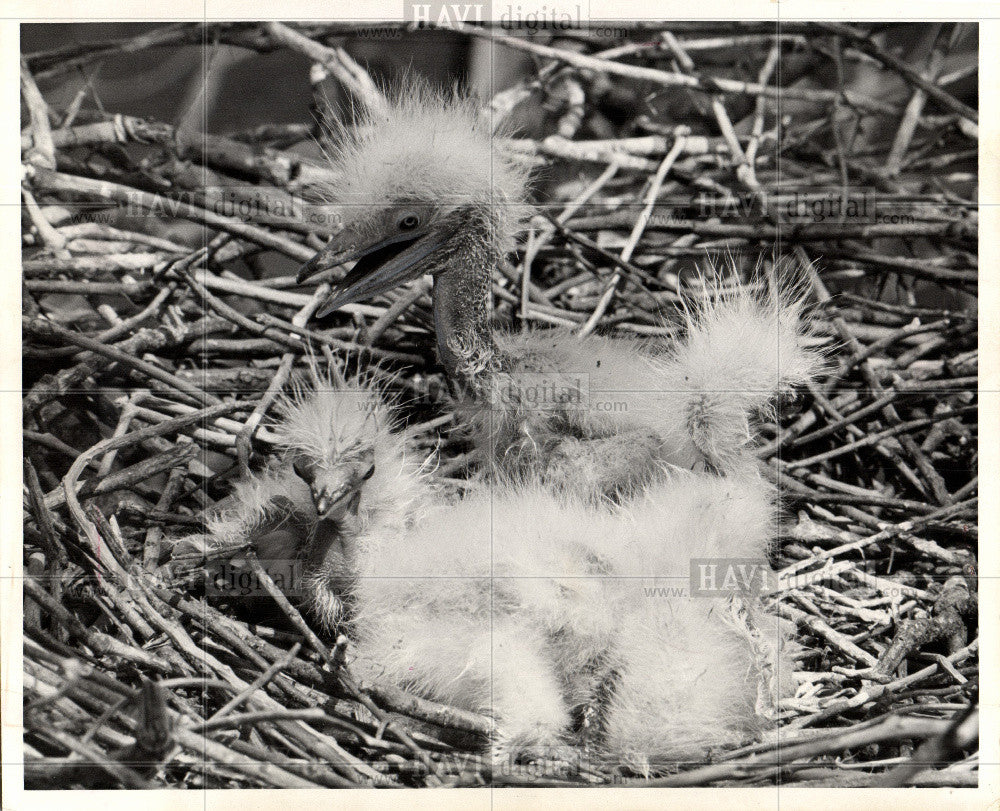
[431,208,504,381]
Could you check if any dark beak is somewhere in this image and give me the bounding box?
[298,226,454,318]
[314,483,360,521]
[313,461,375,520]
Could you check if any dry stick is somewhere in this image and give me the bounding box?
[775,390,905,452]
[505,131,733,171]
[782,406,974,470]
[636,712,964,787]
[45,441,198,511]
[241,554,444,785]
[170,726,323,789]
[135,395,275,440]
[745,43,782,176]
[545,217,670,303]
[798,384,919,494]
[867,576,974,683]
[206,642,303,722]
[264,22,388,115]
[788,376,979,448]
[27,168,315,261]
[520,158,621,317]
[128,585,371,785]
[27,21,196,78]
[97,391,147,477]
[41,283,179,360]
[805,640,978,729]
[507,137,657,171]
[59,222,191,253]
[60,401,247,583]
[26,280,159,296]
[235,282,330,475]
[142,467,188,570]
[58,81,88,128]
[20,56,56,169]
[22,111,336,190]
[25,725,155,789]
[255,315,424,364]
[565,210,976,243]
[804,259,958,505]
[22,313,223,414]
[198,270,389,320]
[196,708,331,734]
[96,578,157,642]
[179,268,304,354]
[26,431,100,470]
[22,185,69,255]
[662,31,756,190]
[816,22,977,127]
[23,316,219,408]
[124,404,244,450]
[452,23,888,112]
[876,705,977,787]
[578,136,687,337]
[25,253,172,274]
[161,588,491,737]
[885,24,952,175]
[795,470,938,516]
[775,496,977,584]
[23,578,171,672]
[821,318,955,395]
[24,459,67,569]
[777,602,879,668]
[519,230,537,325]
[365,278,431,345]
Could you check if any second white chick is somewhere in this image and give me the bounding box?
[194,372,433,630]
[478,278,821,501]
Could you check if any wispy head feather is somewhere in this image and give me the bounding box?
[319,80,532,230]
[271,362,395,464]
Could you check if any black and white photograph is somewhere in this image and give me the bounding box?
[4,4,992,806]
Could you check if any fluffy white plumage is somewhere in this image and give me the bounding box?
[476,280,822,499]
[173,285,815,771]
[319,82,531,258]
[196,81,828,768]
[338,445,795,770]
[180,370,434,630]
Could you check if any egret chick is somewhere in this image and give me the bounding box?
[298,85,821,499]
[175,369,432,631]
[334,458,796,771]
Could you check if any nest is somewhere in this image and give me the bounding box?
[21,22,977,788]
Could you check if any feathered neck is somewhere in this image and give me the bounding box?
[430,204,504,382]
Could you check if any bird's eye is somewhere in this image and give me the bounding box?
[292,458,312,483]
[398,214,420,231]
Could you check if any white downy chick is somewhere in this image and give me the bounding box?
[343,467,796,772]
[296,85,822,500]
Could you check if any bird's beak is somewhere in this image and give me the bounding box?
[298,225,455,318]
[313,459,376,520]
[314,483,360,521]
